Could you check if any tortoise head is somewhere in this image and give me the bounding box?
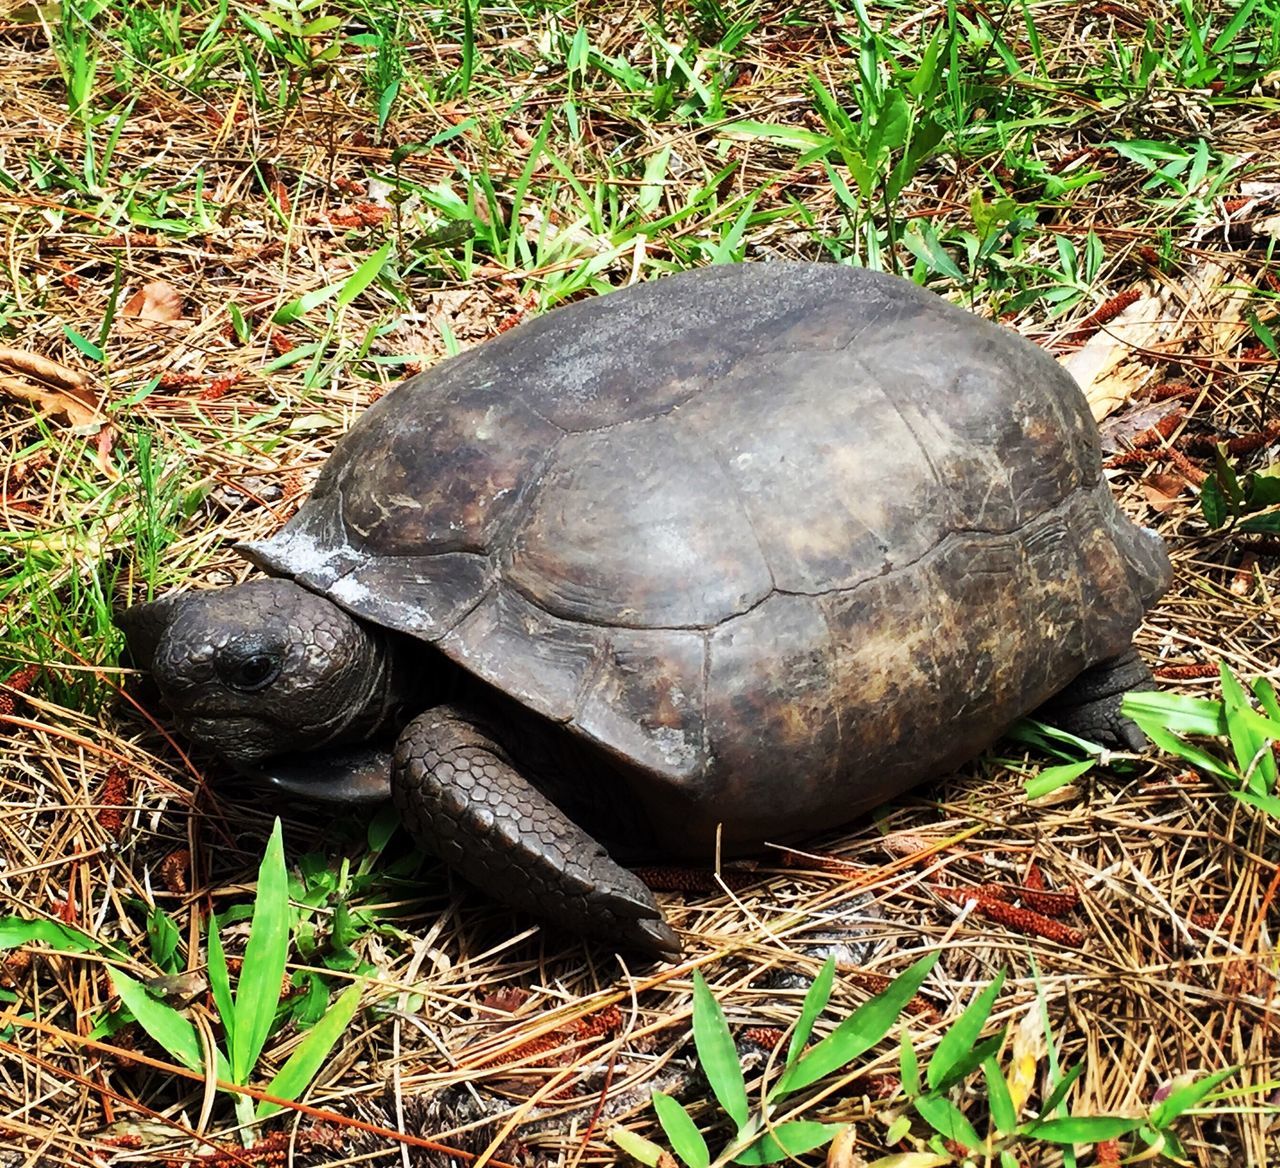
[118,579,402,796]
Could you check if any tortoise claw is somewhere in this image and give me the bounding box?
[392,705,680,961]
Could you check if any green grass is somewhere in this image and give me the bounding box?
[3,0,1280,1162]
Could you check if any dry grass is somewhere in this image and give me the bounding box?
[2,1,1279,1165]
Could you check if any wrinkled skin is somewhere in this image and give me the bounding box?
[119,578,684,959]
[120,579,406,768]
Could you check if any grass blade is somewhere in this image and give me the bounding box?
[109,968,203,1073]
[779,951,938,1095]
[335,239,393,311]
[1021,1114,1144,1143]
[257,982,363,1119]
[231,819,290,1083]
[1025,759,1095,801]
[784,956,834,1070]
[653,1092,709,1168]
[983,1055,1018,1133]
[926,970,1006,1089]
[1148,1067,1237,1129]
[692,970,749,1130]
[206,912,235,1031]
[732,1120,843,1164]
[912,1092,981,1151]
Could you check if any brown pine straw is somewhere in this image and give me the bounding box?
[3,3,1280,1163]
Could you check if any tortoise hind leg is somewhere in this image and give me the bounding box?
[1035,646,1155,751]
[391,705,681,960]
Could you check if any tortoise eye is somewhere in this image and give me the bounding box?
[230,653,279,692]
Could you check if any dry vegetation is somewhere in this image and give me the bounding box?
[1,0,1279,1165]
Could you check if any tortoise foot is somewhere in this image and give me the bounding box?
[1037,646,1154,752]
[391,705,681,960]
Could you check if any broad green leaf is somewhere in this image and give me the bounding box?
[1025,758,1096,801]
[335,239,393,311]
[272,281,343,325]
[653,1092,709,1168]
[1148,1067,1237,1130]
[1121,691,1227,737]
[1253,676,1280,722]
[63,325,104,363]
[610,1125,667,1166]
[638,145,672,215]
[1022,1114,1144,1143]
[231,820,290,1083]
[732,1121,842,1164]
[901,224,963,280]
[1125,716,1239,782]
[785,957,835,1070]
[900,1031,920,1095]
[983,1055,1017,1133]
[929,1030,1006,1092]
[779,951,938,1095]
[913,1092,981,1150]
[1239,512,1280,534]
[206,912,234,1032]
[927,971,1006,1089]
[109,968,203,1073]
[1200,475,1227,527]
[257,983,363,1118]
[1232,790,1280,817]
[0,918,101,954]
[300,14,341,35]
[1220,665,1262,779]
[692,971,749,1130]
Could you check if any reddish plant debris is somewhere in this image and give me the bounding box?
[1221,196,1252,215]
[1,949,32,988]
[98,232,162,248]
[311,202,388,229]
[480,987,532,1014]
[1095,1138,1122,1167]
[52,888,78,926]
[633,864,760,893]
[0,664,40,717]
[333,176,364,195]
[1189,910,1235,930]
[1149,380,1196,400]
[160,1126,345,1168]
[980,881,1081,918]
[741,1026,786,1050]
[843,968,941,1024]
[157,370,203,391]
[480,1004,624,1069]
[267,331,294,356]
[933,884,1086,948]
[199,373,244,402]
[1154,662,1221,680]
[96,766,129,839]
[1064,287,1143,344]
[1182,420,1280,457]
[158,848,191,895]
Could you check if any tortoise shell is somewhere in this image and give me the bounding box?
[243,263,1170,853]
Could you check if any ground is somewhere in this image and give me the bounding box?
[1,2,1279,1166]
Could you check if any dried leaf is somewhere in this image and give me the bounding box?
[122,280,185,323]
[0,375,101,430]
[0,346,87,391]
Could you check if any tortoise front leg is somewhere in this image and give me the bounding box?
[391,705,681,960]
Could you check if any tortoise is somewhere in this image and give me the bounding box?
[118,262,1171,959]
